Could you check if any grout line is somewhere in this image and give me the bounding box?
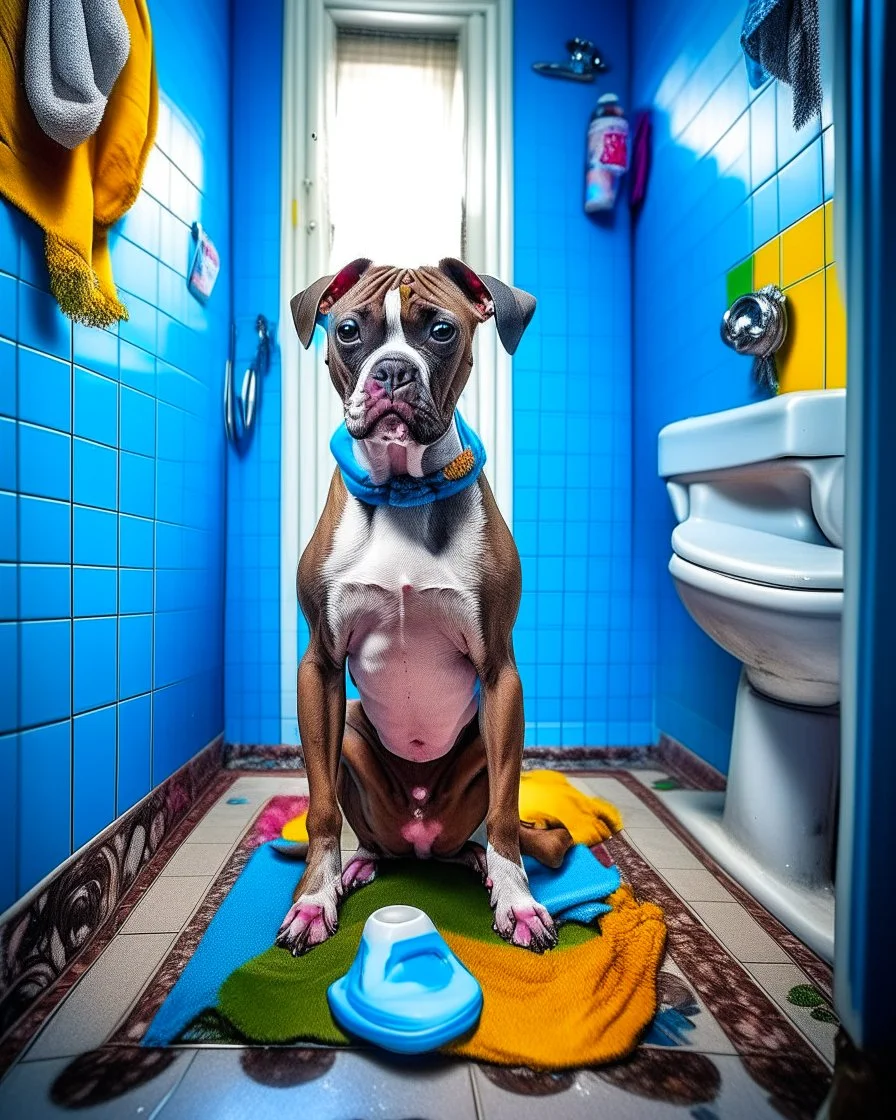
[467,1062,486,1120]
[114,372,122,819]
[68,314,74,856]
[148,1047,199,1120]
[13,320,22,903]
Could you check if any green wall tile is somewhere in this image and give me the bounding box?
[726,257,754,307]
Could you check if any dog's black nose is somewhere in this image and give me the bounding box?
[370,359,416,397]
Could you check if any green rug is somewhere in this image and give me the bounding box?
[213,859,594,1045]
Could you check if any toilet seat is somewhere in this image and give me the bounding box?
[669,553,842,617]
[671,519,843,591]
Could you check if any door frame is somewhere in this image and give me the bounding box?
[833,0,896,1053]
[278,0,514,741]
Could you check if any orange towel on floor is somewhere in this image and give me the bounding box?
[0,1,157,326]
[444,885,666,1068]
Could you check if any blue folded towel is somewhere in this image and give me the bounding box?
[741,0,822,130]
[524,844,622,925]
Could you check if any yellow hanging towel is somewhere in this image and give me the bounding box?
[0,1,158,326]
[519,769,624,845]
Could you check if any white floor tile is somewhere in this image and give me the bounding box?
[25,934,176,1060]
[120,875,212,934]
[688,901,791,965]
[0,1049,194,1118]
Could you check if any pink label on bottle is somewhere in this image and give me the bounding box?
[600,128,628,172]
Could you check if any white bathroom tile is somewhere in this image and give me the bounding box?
[623,827,703,870]
[661,867,737,904]
[25,933,176,1060]
[473,1053,788,1120]
[647,955,738,1055]
[0,1049,195,1118]
[688,901,790,964]
[629,769,675,790]
[163,843,232,877]
[120,874,212,934]
[569,776,642,805]
[160,1047,478,1120]
[187,820,250,845]
[745,962,837,1064]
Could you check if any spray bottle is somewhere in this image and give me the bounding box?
[584,93,630,213]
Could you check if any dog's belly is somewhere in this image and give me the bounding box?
[346,588,478,762]
[323,493,486,763]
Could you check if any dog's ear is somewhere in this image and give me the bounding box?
[290,258,372,349]
[438,257,536,355]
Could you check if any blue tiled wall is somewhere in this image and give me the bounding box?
[224,0,284,749]
[630,0,835,771]
[513,0,645,747]
[0,0,229,911]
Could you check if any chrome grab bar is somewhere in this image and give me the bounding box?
[224,314,272,451]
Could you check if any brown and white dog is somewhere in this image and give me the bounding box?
[278,258,571,956]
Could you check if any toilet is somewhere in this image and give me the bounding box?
[657,389,846,963]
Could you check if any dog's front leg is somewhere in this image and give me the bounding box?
[277,638,346,955]
[479,660,558,952]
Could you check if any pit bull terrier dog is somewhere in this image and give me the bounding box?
[278,257,571,956]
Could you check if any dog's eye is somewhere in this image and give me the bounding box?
[336,319,360,343]
[430,320,456,343]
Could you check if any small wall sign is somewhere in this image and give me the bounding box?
[188,221,220,302]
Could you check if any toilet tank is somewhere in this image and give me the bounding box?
[657,390,846,549]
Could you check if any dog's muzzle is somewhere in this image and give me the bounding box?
[369,357,417,399]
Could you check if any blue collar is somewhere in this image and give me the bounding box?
[330,412,486,508]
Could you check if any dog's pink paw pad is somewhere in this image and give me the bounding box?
[508,906,557,952]
[276,900,336,955]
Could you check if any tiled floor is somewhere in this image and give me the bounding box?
[0,770,837,1118]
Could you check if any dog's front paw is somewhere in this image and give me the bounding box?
[276,889,339,955]
[486,843,558,953]
[341,847,378,892]
[493,900,557,951]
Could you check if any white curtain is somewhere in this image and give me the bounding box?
[328,31,465,269]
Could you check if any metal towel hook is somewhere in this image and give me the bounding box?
[225,314,272,452]
[721,285,788,394]
[532,39,609,82]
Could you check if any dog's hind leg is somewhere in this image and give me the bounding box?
[437,840,489,882]
[341,845,379,892]
[519,818,575,869]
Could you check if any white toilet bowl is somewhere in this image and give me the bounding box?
[669,553,841,707]
[657,389,846,962]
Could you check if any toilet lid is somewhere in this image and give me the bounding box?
[671,520,843,590]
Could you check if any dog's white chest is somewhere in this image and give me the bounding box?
[323,494,485,761]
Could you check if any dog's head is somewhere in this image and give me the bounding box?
[291,259,535,445]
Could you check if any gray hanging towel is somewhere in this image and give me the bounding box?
[24,0,131,150]
[741,0,822,130]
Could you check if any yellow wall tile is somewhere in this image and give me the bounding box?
[825,265,847,387]
[753,237,780,288]
[781,206,825,287]
[777,270,826,393]
[824,200,835,264]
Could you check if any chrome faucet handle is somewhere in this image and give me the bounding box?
[721,285,788,394]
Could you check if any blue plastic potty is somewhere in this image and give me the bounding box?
[327,904,482,1053]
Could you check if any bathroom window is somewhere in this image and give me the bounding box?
[328,30,465,267]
